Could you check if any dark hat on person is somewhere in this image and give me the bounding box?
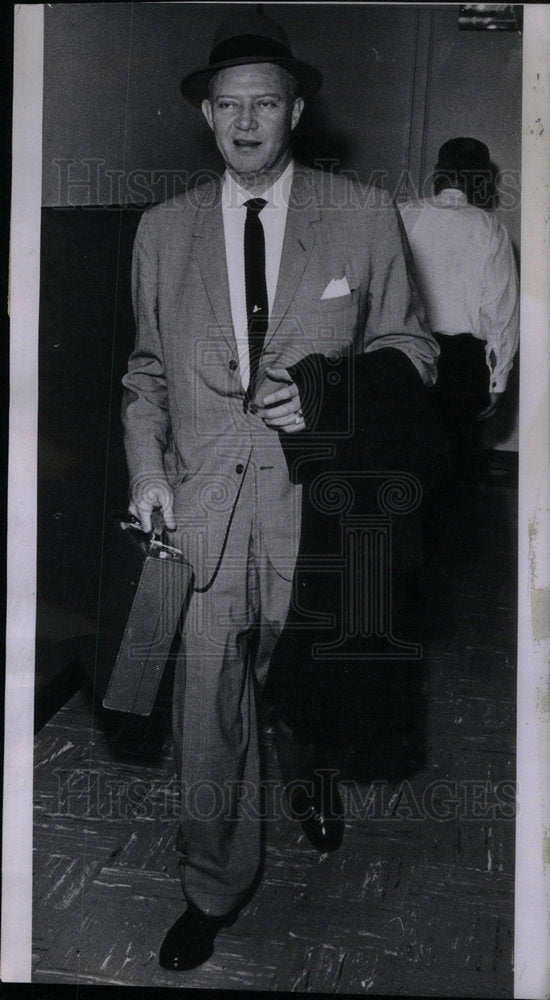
[180,11,323,107]
[436,137,490,172]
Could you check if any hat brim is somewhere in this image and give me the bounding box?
[181,56,323,107]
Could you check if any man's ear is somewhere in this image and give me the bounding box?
[291,97,304,132]
[201,99,214,131]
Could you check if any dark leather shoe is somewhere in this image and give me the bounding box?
[287,769,344,853]
[159,902,237,971]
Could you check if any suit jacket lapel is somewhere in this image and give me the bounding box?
[264,168,320,349]
[190,179,237,354]
[188,170,320,356]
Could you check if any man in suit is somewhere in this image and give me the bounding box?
[122,10,439,971]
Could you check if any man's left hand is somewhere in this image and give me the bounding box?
[261,367,305,433]
[477,391,502,420]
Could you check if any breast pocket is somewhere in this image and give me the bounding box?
[310,288,359,339]
[316,288,358,312]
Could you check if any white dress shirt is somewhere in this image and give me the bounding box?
[222,161,293,390]
[400,189,519,393]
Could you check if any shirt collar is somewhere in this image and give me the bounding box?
[222,160,294,210]
[434,188,468,206]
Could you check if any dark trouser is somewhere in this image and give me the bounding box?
[431,333,489,480]
[265,347,450,780]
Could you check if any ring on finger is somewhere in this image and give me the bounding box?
[294,409,303,424]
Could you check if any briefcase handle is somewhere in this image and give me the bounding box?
[119,509,184,562]
[120,506,165,538]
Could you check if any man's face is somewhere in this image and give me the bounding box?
[202,63,304,186]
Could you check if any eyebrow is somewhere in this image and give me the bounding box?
[213,92,283,100]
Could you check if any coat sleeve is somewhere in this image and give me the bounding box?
[121,209,171,497]
[362,190,440,387]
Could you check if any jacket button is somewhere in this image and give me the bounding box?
[229,359,238,371]
[236,463,244,475]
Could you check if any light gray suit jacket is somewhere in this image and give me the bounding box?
[122,165,439,587]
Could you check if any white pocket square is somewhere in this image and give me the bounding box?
[321,276,351,300]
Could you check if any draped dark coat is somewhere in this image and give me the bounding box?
[264,347,450,760]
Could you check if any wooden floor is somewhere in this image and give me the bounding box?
[32,476,517,995]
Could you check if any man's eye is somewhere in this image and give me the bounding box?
[259,100,277,109]
[217,101,235,110]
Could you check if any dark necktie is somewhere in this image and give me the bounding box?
[244,197,268,396]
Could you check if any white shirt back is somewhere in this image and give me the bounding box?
[400,189,519,392]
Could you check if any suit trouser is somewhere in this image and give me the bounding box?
[171,462,293,915]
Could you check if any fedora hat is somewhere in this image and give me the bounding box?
[180,11,323,107]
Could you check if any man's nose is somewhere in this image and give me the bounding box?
[235,105,257,130]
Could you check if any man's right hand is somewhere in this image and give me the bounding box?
[128,481,176,533]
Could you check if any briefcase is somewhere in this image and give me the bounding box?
[86,511,193,716]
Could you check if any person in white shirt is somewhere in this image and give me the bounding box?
[400,137,519,478]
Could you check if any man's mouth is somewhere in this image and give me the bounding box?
[233,139,261,148]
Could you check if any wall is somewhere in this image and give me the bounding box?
[43,3,428,205]
[42,4,522,236]
[422,6,522,250]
